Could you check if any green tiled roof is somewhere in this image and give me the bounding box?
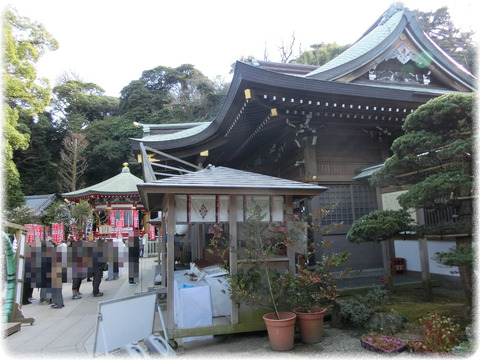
[62,165,143,198]
[307,7,406,79]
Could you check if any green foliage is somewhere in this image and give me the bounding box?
[44,200,71,225]
[365,287,390,306]
[294,42,350,66]
[229,203,349,317]
[346,210,414,244]
[70,200,93,229]
[118,64,222,124]
[82,115,142,184]
[15,112,65,195]
[434,244,474,267]
[51,80,119,131]
[229,205,291,318]
[6,204,41,225]
[415,7,476,74]
[398,170,471,210]
[339,298,376,328]
[3,7,57,208]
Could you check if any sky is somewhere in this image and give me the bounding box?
[7,0,478,97]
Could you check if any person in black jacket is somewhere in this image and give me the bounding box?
[92,239,106,297]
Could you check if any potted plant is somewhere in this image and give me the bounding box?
[285,207,349,343]
[229,206,296,351]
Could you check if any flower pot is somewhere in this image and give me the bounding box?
[293,307,326,343]
[263,312,296,351]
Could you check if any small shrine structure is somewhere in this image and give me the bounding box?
[62,163,151,239]
[137,165,327,338]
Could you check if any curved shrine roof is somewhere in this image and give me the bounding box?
[62,164,144,200]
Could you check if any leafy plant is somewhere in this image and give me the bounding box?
[228,205,290,319]
[282,206,349,313]
[366,287,390,306]
[419,313,461,353]
[346,209,414,244]
[228,202,350,318]
[339,298,376,327]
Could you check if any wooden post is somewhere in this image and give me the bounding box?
[285,195,295,272]
[160,213,167,288]
[166,194,176,330]
[381,240,393,292]
[303,133,318,183]
[419,237,432,300]
[229,195,238,325]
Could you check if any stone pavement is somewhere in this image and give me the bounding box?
[1,257,157,358]
[2,257,430,359]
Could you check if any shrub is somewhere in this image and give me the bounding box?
[366,287,390,306]
[339,298,376,328]
[420,313,461,353]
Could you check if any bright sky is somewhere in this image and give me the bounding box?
[7,0,478,97]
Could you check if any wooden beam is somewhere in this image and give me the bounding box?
[395,161,459,178]
[145,146,202,171]
[151,162,194,173]
[139,142,156,183]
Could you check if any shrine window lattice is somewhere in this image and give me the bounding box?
[314,184,378,226]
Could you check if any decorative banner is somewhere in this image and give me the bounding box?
[51,223,65,243]
[25,224,35,243]
[52,223,58,243]
[150,224,155,241]
[35,225,44,242]
[120,210,125,224]
[190,195,216,223]
[116,219,124,238]
[109,210,116,226]
[133,210,139,229]
[59,222,65,243]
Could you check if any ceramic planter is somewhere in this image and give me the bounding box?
[293,307,326,343]
[263,312,296,351]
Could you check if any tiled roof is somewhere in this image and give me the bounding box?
[24,194,57,215]
[306,7,406,79]
[139,166,327,194]
[62,165,143,198]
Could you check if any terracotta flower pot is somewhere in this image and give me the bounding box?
[263,312,297,351]
[293,307,326,343]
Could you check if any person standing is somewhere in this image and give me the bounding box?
[92,239,106,297]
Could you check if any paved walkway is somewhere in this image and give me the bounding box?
[2,258,429,358]
[1,257,157,358]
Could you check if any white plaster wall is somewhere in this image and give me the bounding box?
[394,240,459,276]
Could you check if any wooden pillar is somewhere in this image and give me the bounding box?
[304,136,318,183]
[381,240,393,292]
[229,195,238,325]
[419,237,432,300]
[285,195,295,272]
[160,212,167,288]
[166,194,176,330]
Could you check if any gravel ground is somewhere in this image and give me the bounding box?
[175,323,424,359]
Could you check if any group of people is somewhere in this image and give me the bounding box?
[22,235,141,309]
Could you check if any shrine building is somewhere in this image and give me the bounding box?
[62,163,152,239]
[129,5,476,275]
